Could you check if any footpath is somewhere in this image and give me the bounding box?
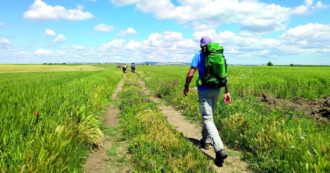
[83,77,131,173]
[84,73,252,172]
[138,77,252,173]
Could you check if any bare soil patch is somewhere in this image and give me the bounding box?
[84,78,131,173]
[261,94,330,121]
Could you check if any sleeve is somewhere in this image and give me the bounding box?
[191,53,200,68]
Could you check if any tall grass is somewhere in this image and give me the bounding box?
[139,65,330,100]
[138,65,330,173]
[0,68,122,172]
[229,66,330,99]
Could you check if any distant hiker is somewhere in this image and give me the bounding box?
[122,64,127,73]
[183,36,231,167]
[131,63,136,73]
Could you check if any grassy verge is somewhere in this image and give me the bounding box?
[118,73,215,172]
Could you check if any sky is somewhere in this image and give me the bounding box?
[0,0,330,65]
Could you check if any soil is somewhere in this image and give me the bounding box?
[261,93,330,122]
[138,79,252,173]
[85,73,252,173]
[83,78,131,173]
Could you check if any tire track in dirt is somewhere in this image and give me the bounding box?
[138,76,251,173]
[83,77,130,173]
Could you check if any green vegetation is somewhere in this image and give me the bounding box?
[118,73,214,172]
[0,64,101,73]
[266,61,273,66]
[139,65,330,173]
[1,64,329,172]
[230,66,330,99]
[0,67,121,172]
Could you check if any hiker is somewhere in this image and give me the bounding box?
[183,36,231,167]
[122,64,127,73]
[131,63,136,73]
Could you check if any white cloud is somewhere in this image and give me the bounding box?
[117,27,137,36]
[0,38,10,45]
[100,39,126,51]
[44,28,56,36]
[126,40,141,50]
[0,38,10,49]
[23,0,93,21]
[94,24,113,32]
[190,24,330,61]
[305,0,314,6]
[112,0,328,33]
[54,34,66,42]
[2,25,330,64]
[43,29,66,43]
[313,1,328,10]
[98,25,330,63]
[99,31,195,62]
[34,48,53,56]
[282,23,330,51]
[72,45,85,50]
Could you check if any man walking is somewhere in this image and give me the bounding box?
[122,64,127,73]
[183,36,231,167]
[131,63,136,73]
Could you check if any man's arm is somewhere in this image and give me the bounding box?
[183,67,196,96]
[224,82,229,93]
[224,79,231,104]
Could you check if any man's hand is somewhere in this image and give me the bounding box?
[183,68,196,96]
[224,92,231,105]
[183,86,189,96]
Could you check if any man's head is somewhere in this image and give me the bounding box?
[200,36,211,52]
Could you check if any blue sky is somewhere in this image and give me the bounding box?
[0,0,329,65]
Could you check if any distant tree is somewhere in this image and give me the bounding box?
[290,64,294,66]
[267,61,273,66]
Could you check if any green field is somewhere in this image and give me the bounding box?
[0,64,329,172]
[0,64,101,73]
[0,65,121,172]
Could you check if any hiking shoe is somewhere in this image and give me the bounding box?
[200,139,211,150]
[214,149,228,167]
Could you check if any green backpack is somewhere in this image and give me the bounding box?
[198,42,228,88]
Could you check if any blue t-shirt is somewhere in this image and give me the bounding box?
[191,51,207,90]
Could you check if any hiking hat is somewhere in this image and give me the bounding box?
[200,36,211,46]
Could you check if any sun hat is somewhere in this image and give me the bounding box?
[200,36,211,46]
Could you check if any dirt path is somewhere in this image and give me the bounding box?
[83,77,130,173]
[138,78,251,173]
